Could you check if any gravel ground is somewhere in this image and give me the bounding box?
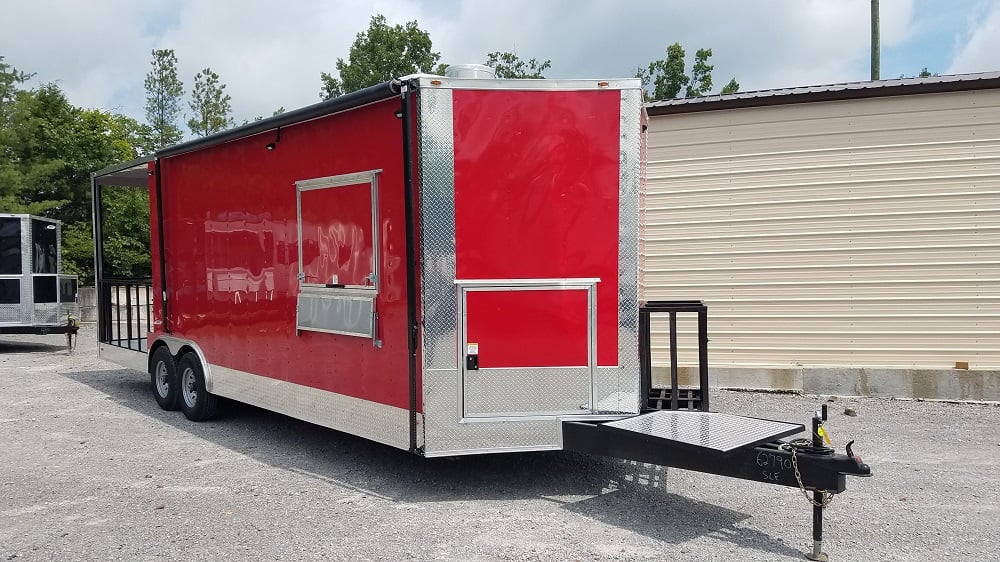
[1,326,998,561]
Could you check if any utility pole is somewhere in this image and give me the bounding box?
[871,0,880,80]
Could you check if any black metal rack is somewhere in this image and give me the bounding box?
[639,300,709,412]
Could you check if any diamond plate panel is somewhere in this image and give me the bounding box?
[423,368,563,455]
[21,217,32,322]
[211,357,411,450]
[614,88,644,414]
[0,303,25,324]
[418,87,457,373]
[604,411,803,452]
[32,303,61,324]
[594,364,640,413]
[21,216,31,275]
[464,367,591,417]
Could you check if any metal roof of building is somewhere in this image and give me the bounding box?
[645,71,1000,115]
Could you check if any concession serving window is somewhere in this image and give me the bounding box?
[294,169,381,345]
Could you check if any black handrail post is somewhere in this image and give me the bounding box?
[124,284,133,350]
[669,311,679,410]
[639,308,651,410]
[113,284,121,345]
[698,307,710,412]
[133,283,141,347]
[98,281,109,343]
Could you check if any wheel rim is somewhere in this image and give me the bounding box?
[154,361,171,397]
[181,367,198,408]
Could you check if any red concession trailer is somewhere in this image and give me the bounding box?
[93,71,868,559]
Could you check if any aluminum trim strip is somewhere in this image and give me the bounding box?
[459,282,598,418]
[416,77,642,91]
[459,414,633,424]
[423,445,562,458]
[455,278,600,288]
[295,169,382,190]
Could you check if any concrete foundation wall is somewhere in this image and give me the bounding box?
[78,286,96,323]
[657,366,1000,402]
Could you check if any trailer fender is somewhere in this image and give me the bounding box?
[150,335,215,393]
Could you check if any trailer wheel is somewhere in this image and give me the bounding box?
[149,346,180,411]
[178,353,218,422]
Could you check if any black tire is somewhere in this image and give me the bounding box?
[149,346,180,411]
[178,353,218,422]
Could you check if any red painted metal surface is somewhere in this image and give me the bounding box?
[151,99,413,410]
[452,89,621,367]
[148,86,625,415]
[466,289,588,368]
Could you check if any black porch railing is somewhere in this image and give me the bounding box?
[98,278,152,352]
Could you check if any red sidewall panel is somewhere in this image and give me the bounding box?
[452,89,621,367]
[466,290,589,368]
[155,99,413,410]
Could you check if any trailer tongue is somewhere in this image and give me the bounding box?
[564,301,871,561]
[564,409,870,561]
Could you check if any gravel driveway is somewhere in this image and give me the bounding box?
[2,326,997,561]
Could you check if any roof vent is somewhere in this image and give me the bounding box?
[443,64,496,79]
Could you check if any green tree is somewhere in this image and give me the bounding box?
[721,78,740,95]
[187,67,233,137]
[0,56,33,122]
[2,83,84,217]
[319,14,441,99]
[638,43,738,101]
[686,48,713,97]
[485,51,551,78]
[638,42,688,100]
[143,49,184,149]
[0,59,151,281]
[0,56,35,208]
[897,68,938,79]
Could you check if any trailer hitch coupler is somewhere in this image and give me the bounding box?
[845,440,871,475]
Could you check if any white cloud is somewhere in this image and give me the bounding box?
[1,0,926,130]
[948,2,1000,74]
[150,0,424,122]
[436,0,916,92]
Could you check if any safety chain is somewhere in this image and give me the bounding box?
[782,439,835,508]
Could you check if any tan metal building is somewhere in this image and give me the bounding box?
[643,72,1000,401]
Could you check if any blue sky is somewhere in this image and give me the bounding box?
[3,0,999,129]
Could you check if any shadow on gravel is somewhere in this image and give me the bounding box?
[64,368,803,559]
[0,340,68,354]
